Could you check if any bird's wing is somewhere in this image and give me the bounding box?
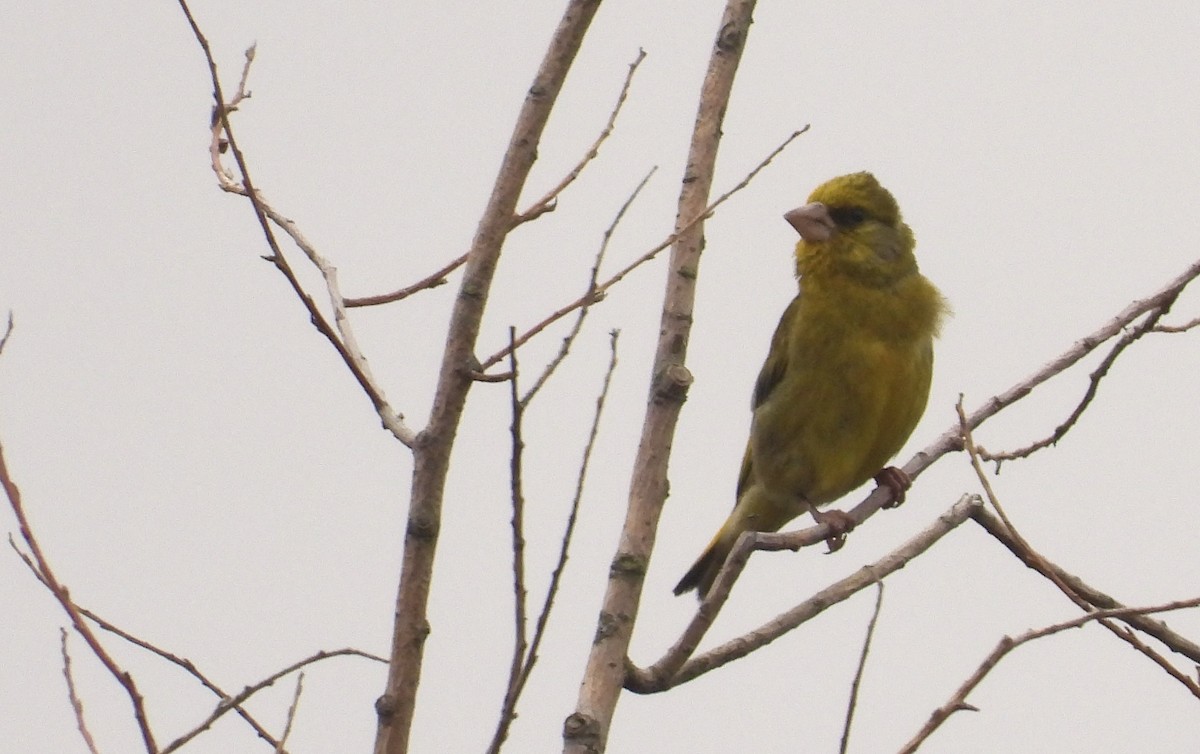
[736,294,802,500]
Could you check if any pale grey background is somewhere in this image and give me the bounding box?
[3,2,1199,752]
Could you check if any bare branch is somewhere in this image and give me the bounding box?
[161,648,384,754]
[625,495,982,693]
[13,538,367,749]
[486,126,806,371]
[840,580,884,754]
[274,672,304,754]
[969,509,1200,666]
[2,444,158,752]
[490,330,530,754]
[348,49,645,310]
[60,630,101,754]
[959,398,1200,694]
[378,3,603,752]
[564,5,759,747]
[897,597,1200,754]
[0,311,13,356]
[344,253,466,308]
[1152,314,1200,333]
[514,49,648,226]
[978,297,1177,465]
[490,330,621,754]
[178,0,416,446]
[521,168,655,405]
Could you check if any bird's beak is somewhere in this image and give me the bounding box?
[784,202,835,242]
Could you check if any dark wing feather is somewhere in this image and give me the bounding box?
[736,294,802,500]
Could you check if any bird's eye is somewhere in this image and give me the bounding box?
[828,206,867,228]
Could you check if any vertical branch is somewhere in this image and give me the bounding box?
[373,3,602,753]
[490,330,622,754]
[491,330,529,754]
[563,2,757,751]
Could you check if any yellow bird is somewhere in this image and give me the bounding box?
[674,172,948,598]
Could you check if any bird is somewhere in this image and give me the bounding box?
[673,172,948,599]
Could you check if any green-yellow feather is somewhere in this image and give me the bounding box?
[674,172,948,598]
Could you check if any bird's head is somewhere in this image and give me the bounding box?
[786,172,918,287]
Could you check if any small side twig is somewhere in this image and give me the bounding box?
[349,49,647,311]
[484,126,808,370]
[1152,314,1200,333]
[896,597,1200,754]
[9,537,326,749]
[513,49,647,226]
[522,167,655,405]
[490,329,529,754]
[181,0,415,446]
[968,509,1200,666]
[60,630,101,754]
[958,398,1200,696]
[488,330,621,753]
[160,647,385,754]
[978,294,1177,464]
[2,445,158,753]
[274,672,304,754]
[344,252,467,308]
[0,311,14,356]
[840,579,884,754]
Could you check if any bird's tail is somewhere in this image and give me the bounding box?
[673,488,799,598]
[673,524,739,599]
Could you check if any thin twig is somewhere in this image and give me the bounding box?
[514,49,648,225]
[344,252,466,307]
[489,329,529,754]
[486,126,807,371]
[2,445,158,752]
[840,580,884,754]
[0,311,13,356]
[978,297,1177,464]
[521,168,655,404]
[348,49,646,310]
[488,330,622,753]
[9,537,351,748]
[958,399,1200,696]
[896,597,1200,754]
[1152,314,1200,333]
[180,1,415,446]
[160,647,384,754]
[968,509,1200,666]
[274,672,304,754]
[60,630,101,754]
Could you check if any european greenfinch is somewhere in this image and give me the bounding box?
[674,172,947,598]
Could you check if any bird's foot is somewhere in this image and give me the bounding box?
[875,466,912,509]
[810,507,856,552]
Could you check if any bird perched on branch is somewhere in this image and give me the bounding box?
[674,172,948,599]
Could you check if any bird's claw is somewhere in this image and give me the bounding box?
[811,507,855,552]
[875,466,912,509]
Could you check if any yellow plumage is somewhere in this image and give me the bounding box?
[674,172,948,598]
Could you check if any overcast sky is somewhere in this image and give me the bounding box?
[3,2,1200,752]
